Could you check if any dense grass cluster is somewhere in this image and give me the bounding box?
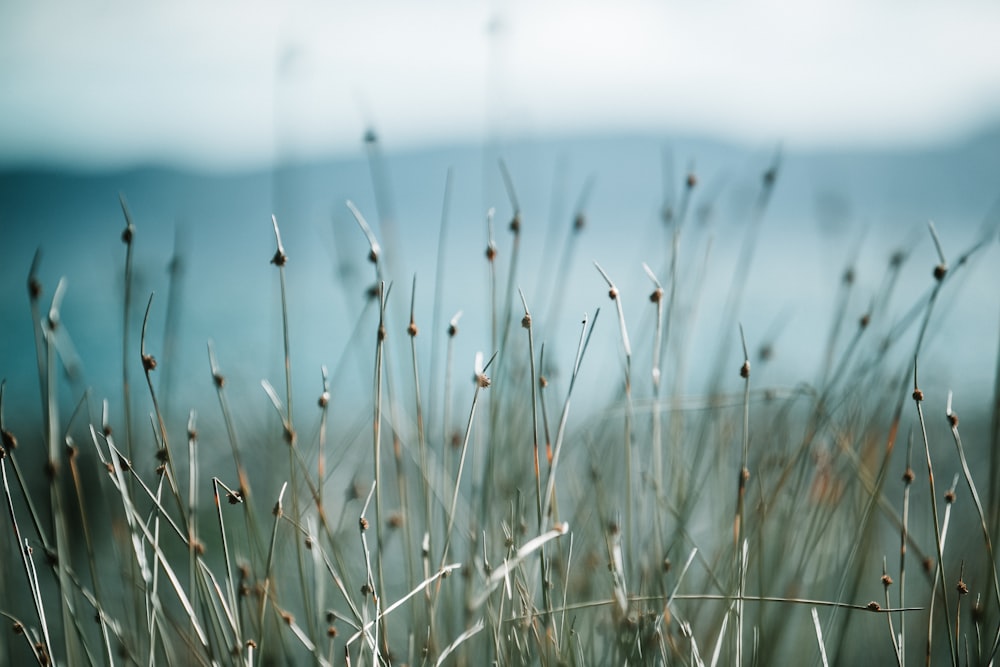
[2,144,1000,666]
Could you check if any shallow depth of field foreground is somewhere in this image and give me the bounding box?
[3,143,1000,667]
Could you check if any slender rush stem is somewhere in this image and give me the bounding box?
[913,360,957,667]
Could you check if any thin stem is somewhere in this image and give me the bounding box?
[913,360,957,667]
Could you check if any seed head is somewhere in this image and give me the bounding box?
[763,166,777,187]
[142,354,157,372]
[912,388,924,402]
[1,429,17,452]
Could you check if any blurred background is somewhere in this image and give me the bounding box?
[2,0,1000,448]
[3,4,1000,664]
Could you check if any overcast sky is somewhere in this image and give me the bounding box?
[3,0,1000,170]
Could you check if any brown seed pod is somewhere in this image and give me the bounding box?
[1,429,17,451]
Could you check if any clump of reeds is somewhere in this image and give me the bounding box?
[2,138,999,667]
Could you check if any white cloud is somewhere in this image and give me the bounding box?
[2,0,999,169]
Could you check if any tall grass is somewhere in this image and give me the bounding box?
[2,143,1000,667]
